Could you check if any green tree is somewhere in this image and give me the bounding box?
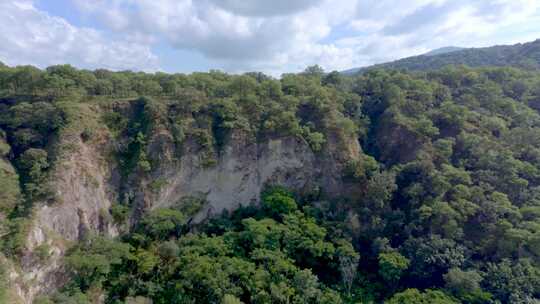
[303,65,325,78]
[65,236,132,291]
[222,294,244,304]
[262,187,298,218]
[378,252,410,284]
[385,289,458,304]
[138,208,185,240]
[18,148,50,200]
[444,268,492,303]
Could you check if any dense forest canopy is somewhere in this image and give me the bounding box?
[344,39,540,75]
[0,61,540,303]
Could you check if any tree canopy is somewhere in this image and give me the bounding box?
[1,62,540,303]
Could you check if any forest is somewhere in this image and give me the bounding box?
[0,61,540,303]
[346,39,540,75]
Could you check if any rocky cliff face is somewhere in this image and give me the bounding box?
[11,128,120,303]
[6,101,361,303]
[146,128,358,222]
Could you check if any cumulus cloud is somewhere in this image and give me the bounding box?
[206,0,323,17]
[0,0,159,71]
[382,2,457,36]
[3,0,540,74]
[71,0,359,74]
[381,0,540,39]
[348,0,540,67]
[73,0,329,60]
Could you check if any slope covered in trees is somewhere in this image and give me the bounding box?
[344,39,540,75]
[424,47,465,56]
[0,63,540,303]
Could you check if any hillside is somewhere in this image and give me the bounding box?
[345,39,540,75]
[0,64,540,303]
[424,47,465,56]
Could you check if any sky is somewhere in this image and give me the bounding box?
[1,0,540,76]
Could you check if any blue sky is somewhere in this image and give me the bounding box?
[1,0,540,76]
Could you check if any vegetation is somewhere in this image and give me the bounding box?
[47,190,359,303]
[1,61,540,302]
[0,261,7,303]
[0,133,20,217]
[347,38,540,74]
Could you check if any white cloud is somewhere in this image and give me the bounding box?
[3,0,540,75]
[71,0,361,74]
[346,0,540,66]
[206,0,323,17]
[0,0,159,71]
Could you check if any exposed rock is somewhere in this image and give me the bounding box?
[13,131,119,303]
[144,124,360,222]
[150,133,319,221]
[7,101,361,302]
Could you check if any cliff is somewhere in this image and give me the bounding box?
[4,99,361,303]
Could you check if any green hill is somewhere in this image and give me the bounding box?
[345,39,540,75]
[424,46,465,56]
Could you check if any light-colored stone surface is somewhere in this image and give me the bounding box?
[152,133,322,222]
[9,105,361,303]
[13,132,119,303]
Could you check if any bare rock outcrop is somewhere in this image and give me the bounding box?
[9,103,361,303]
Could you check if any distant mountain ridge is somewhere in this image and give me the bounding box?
[343,39,540,75]
[424,46,465,56]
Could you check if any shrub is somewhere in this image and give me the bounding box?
[35,243,51,261]
[110,204,129,224]
[138,208,186,240]
[302,126,326,152]
[378,252,410,283]
[261,187,298,218]
[385,289,458,304]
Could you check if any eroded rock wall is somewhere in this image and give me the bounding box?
[8,102,361,303]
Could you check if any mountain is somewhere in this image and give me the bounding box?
[344,39,540,74]
[1,62,540,303]
[424,46,465,56]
